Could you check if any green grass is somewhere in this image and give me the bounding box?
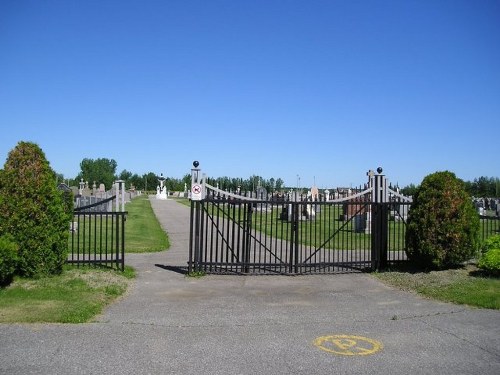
[175,197,191,207]
[125,195,170,253]
[0,265,135,323]
[197,202,407,251]
[69,196,169,255]
[373,265,500,309]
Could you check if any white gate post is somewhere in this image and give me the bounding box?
[373,167,387,203]
[190,161,203,201]
[114,180,125,212]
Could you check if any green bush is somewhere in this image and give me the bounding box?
[478,248,500,276]
[405,171,480,269]
[0,142,73,277]
[481,235,500,255]
[0,235,18,286]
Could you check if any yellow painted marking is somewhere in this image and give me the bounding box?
[314,335,383,356]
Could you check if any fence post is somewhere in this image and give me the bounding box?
[188,200,195,273]
[189,161,203,273]
[291,202,299,274]
[189,200,202,273]
[242,202,252,273]
[121,212,125,271]
[371,169,389,271]
[115,212,120,270]
[370,203,378,270]
[380,203,388,270]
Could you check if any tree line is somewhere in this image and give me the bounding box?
[60,158,191,192]
[61,158,499,197]
[61,158,288,193]
[400,177,500,197]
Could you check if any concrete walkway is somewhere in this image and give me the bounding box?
[1,198,499,374]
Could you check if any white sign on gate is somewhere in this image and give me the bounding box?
[191,161,203,201]
[191,183,202,201]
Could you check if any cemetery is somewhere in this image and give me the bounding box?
[188,164,498,275]
[49,160,500,276]
[1,140,498,279]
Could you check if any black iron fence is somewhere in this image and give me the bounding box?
[67,195,127,270]
[479,214,500,243]
[189,198,411,275]
[189,196,499,275]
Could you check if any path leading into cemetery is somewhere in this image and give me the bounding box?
[0,198,499,375]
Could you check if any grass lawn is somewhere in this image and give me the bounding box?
[374,265,500,310]
[0,266,135,323]
[175,197,191,207]
[125,195,170,253]
[0,195,169,324]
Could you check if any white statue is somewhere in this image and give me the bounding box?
[156,173,168,200]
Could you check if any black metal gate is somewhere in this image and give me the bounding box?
[68,195,127,271]
[189,197,409,275]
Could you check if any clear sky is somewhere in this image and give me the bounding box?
[1,0,499,189]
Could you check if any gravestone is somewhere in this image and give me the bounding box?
[256,186,267,199]
[343,199,368,220]
[353,214,366,233]
[489,199,496,211]
[324,189,330,202]
[310,186,319,201]
[392,204,409,221]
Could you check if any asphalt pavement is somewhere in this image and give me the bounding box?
[1,198,499,374]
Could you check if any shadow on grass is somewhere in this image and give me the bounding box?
[468,268,500,279]
[378,262,432,274]
[382,261,500,279]
[379,261,475,275]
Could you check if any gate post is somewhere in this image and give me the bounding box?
[242,202,252,273]
[115,180,125,212]
[370,168,389,271]
[189,200,203,273]
[189,161,203,273]
[290,202,299,274]
[188,200,195,273]
[370,202,378,271]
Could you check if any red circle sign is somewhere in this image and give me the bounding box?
[192,185,201,194]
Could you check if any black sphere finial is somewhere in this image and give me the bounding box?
[193,161,199,168]
[377,167,383,174]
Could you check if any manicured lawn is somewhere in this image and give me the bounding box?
[0,195,170,324]
[190,200,407,251]
[0,266,135,323]
[125,195,170,253]
[69,195,169,257]
[374,265,500,309]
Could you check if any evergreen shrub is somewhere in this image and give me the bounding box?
[405,171,480,269]
[0,141,73,277]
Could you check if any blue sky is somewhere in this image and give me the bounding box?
[1,0,499,189]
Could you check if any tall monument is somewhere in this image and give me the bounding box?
[156,173,168,200]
